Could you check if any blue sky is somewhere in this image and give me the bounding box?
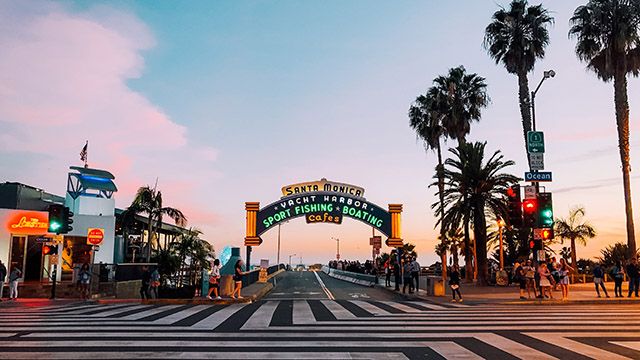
[2,0,640,265]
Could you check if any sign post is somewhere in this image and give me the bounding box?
[527,131,545,154]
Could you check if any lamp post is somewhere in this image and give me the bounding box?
[497,218,506,270]
[277,223,282,265]
[530,69,555,133]
[288,253,296,268]
[331,237,340,260]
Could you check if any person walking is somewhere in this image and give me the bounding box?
[515,261,527,300]
[449,265,462,302]
[402,258,413,294]
[523,260,537,299]
[0,260,6,301]
[207,259,221,300]
[384,259,391,287]
[611,261,625,298]
[538,263,553,299]
[8,266,21,300]
[231,260,245,299]
[411,257,420,292]
[558,258,574,301]
[592,262,610,298]
[140,265,151,300]
[626,258,639,298]
[393,256,401,291]
[150,268,161,299]
[78,263,91,300]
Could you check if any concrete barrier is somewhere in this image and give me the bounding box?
[321,266,377,287]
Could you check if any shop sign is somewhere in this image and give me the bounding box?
[50,254,59,265]
[7,211,49,235]
[305,212,343,225]
[87,228,105,246]
[281,179,365,198]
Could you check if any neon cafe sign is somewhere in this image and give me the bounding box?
[244,179,404,248]
[7,211,49,234]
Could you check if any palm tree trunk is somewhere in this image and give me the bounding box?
[570,237,577,283]
[517,70,533,168]
[436,141,448,282]
[473,199,489,286]
[614,71,636,257]
[452,246,459,268]
[146,213,153,262]
[463,213,473,282]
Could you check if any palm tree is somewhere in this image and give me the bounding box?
[554,207,596,269]
[599,242,640,267]
[569,0,640,257]
[171,228,215,287]
[440,142,520,285]
[130,185,187,262]
[484,0,553,165]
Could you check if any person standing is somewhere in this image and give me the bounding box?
[140,265,151,300]
[538,263,553,299]
[150,268,161,299]
[207,259,221,300]
[8,266,21,300]
[558,258,574,301]
[78,263,91,300]
[231,260,245,299]
[411,257,420,292]
[0,260,6,301]
[393,256,401,292]
[402,258,413,294]
[449,265,462,302]
[515,261,527,300]
[626,258,639,298]
[611,261,625,298]
[384,259,391,287]
[523,260,537,299]
[592,262,609,298]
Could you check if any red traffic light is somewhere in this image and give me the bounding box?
[42,244,58,256]
[523,199,537,213]
[529,240,535,249]
[507,187,516,198]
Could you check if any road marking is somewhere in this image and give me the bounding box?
[2,352,410,359]
[313,271,335,300]
[153,305,210,324]
[610,341,640,352]
[191,304,246,329]
[293,300,316,324]
[320,300,356,319]
[474,333,558,360]
[242,301,279,329]
[120,305,183,320]
[525,333,632,360]
[88,304,151,317]
[429,341,483,360]
[379,301,423,313]
[349,300,391,316]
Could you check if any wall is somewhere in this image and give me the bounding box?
[0,208,49,269]
[65,214,115,264]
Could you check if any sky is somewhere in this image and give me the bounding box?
[1,0,640,266]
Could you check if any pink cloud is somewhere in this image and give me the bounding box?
[0,3,220,235]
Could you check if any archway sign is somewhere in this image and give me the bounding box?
[244,179,403,249]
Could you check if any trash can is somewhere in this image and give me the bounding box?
[427,276,445,296]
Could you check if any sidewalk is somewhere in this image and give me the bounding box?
[379,278,640,305]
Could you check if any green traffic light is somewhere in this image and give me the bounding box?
[49,222,61,231]
[541,209,552,218]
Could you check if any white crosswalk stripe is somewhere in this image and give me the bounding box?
[1,300,640,359]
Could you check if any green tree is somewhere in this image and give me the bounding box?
[439,142,520,285]
[598,242,640,267]
[569,0,640,256]
[484,0,553,165]
[130,185,187,262]
[171,228,215,287]
[554,207,596,268]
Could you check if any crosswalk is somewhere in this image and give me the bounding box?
[1,300,640,359]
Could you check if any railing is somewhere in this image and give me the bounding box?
[242,264,286,287]
[322,266,378,286]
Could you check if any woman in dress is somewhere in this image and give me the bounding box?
[449,265,462,302]
[230,260,245,299]
[558,258,574,301]
[523,260,537,299]
[538,263,553,299]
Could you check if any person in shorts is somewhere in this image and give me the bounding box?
[231,260,245,299]
[207,259,221,300]
[515,261,527,300]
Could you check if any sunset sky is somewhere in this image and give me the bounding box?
[1,0,639,266]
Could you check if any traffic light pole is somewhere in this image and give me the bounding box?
[50,264,57,299]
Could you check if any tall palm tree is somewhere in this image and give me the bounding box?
[131,185,187,262]
[554,207,596,269]
[569,0,640,256]
[484,0,554,164]
[440,142,519,285]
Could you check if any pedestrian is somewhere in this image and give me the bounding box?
[140,265,151,300]
[402,258,413,294]
[592,262,610,298]
[538,263,553,299]
[8,266,21,300]
[0,260,6,301]
[393,256,401,291]
[150,268,161,299]
[449,265,462,302]
[207,259,221,300]
[515,261,527,300]
[411,257,420,292]
[523,260,537,299]
[611,261,625,298]
[384,259,391,287]
[231,260,245,299]
[549,257,560,291]
[558,258,574,301]
[626,258,639,298]
[78,263,91,300]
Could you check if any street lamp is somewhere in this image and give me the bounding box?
[530,69,555,131]
[288,253,296,268]
[497,218,506,270]
[331,237,340,260]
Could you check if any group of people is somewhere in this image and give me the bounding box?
[511,257,640,300]
[0,260,21,301]
[328,259,376,274]
[206,259,245,300]
[383,256,421,294]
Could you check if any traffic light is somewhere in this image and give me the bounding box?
[506,185,522,227]
[541,228,554,241]
[48,204,64,234]
[530,239,543,252]
[42,244,58,255]
[62,206,74,234]
[537,192,553,228]
[522,198,538,227]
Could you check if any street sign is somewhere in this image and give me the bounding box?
[87,228,105,246]
[530,153,544,170]
[533,228,543,240]
[370,236,382,249]
[50,254,59,265]
[525,172,552,182]
[524,185,537,199]
[35,236,50,243]
[527,131,545,153]
[536,250,546,262]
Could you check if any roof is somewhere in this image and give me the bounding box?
[69,166,115,179]
[77,174,118,192]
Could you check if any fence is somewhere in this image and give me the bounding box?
[322,266,377,286]
[242,264,285,287]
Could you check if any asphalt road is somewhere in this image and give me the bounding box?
[266,270,404,301]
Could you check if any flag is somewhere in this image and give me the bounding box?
[80,141,88,164]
